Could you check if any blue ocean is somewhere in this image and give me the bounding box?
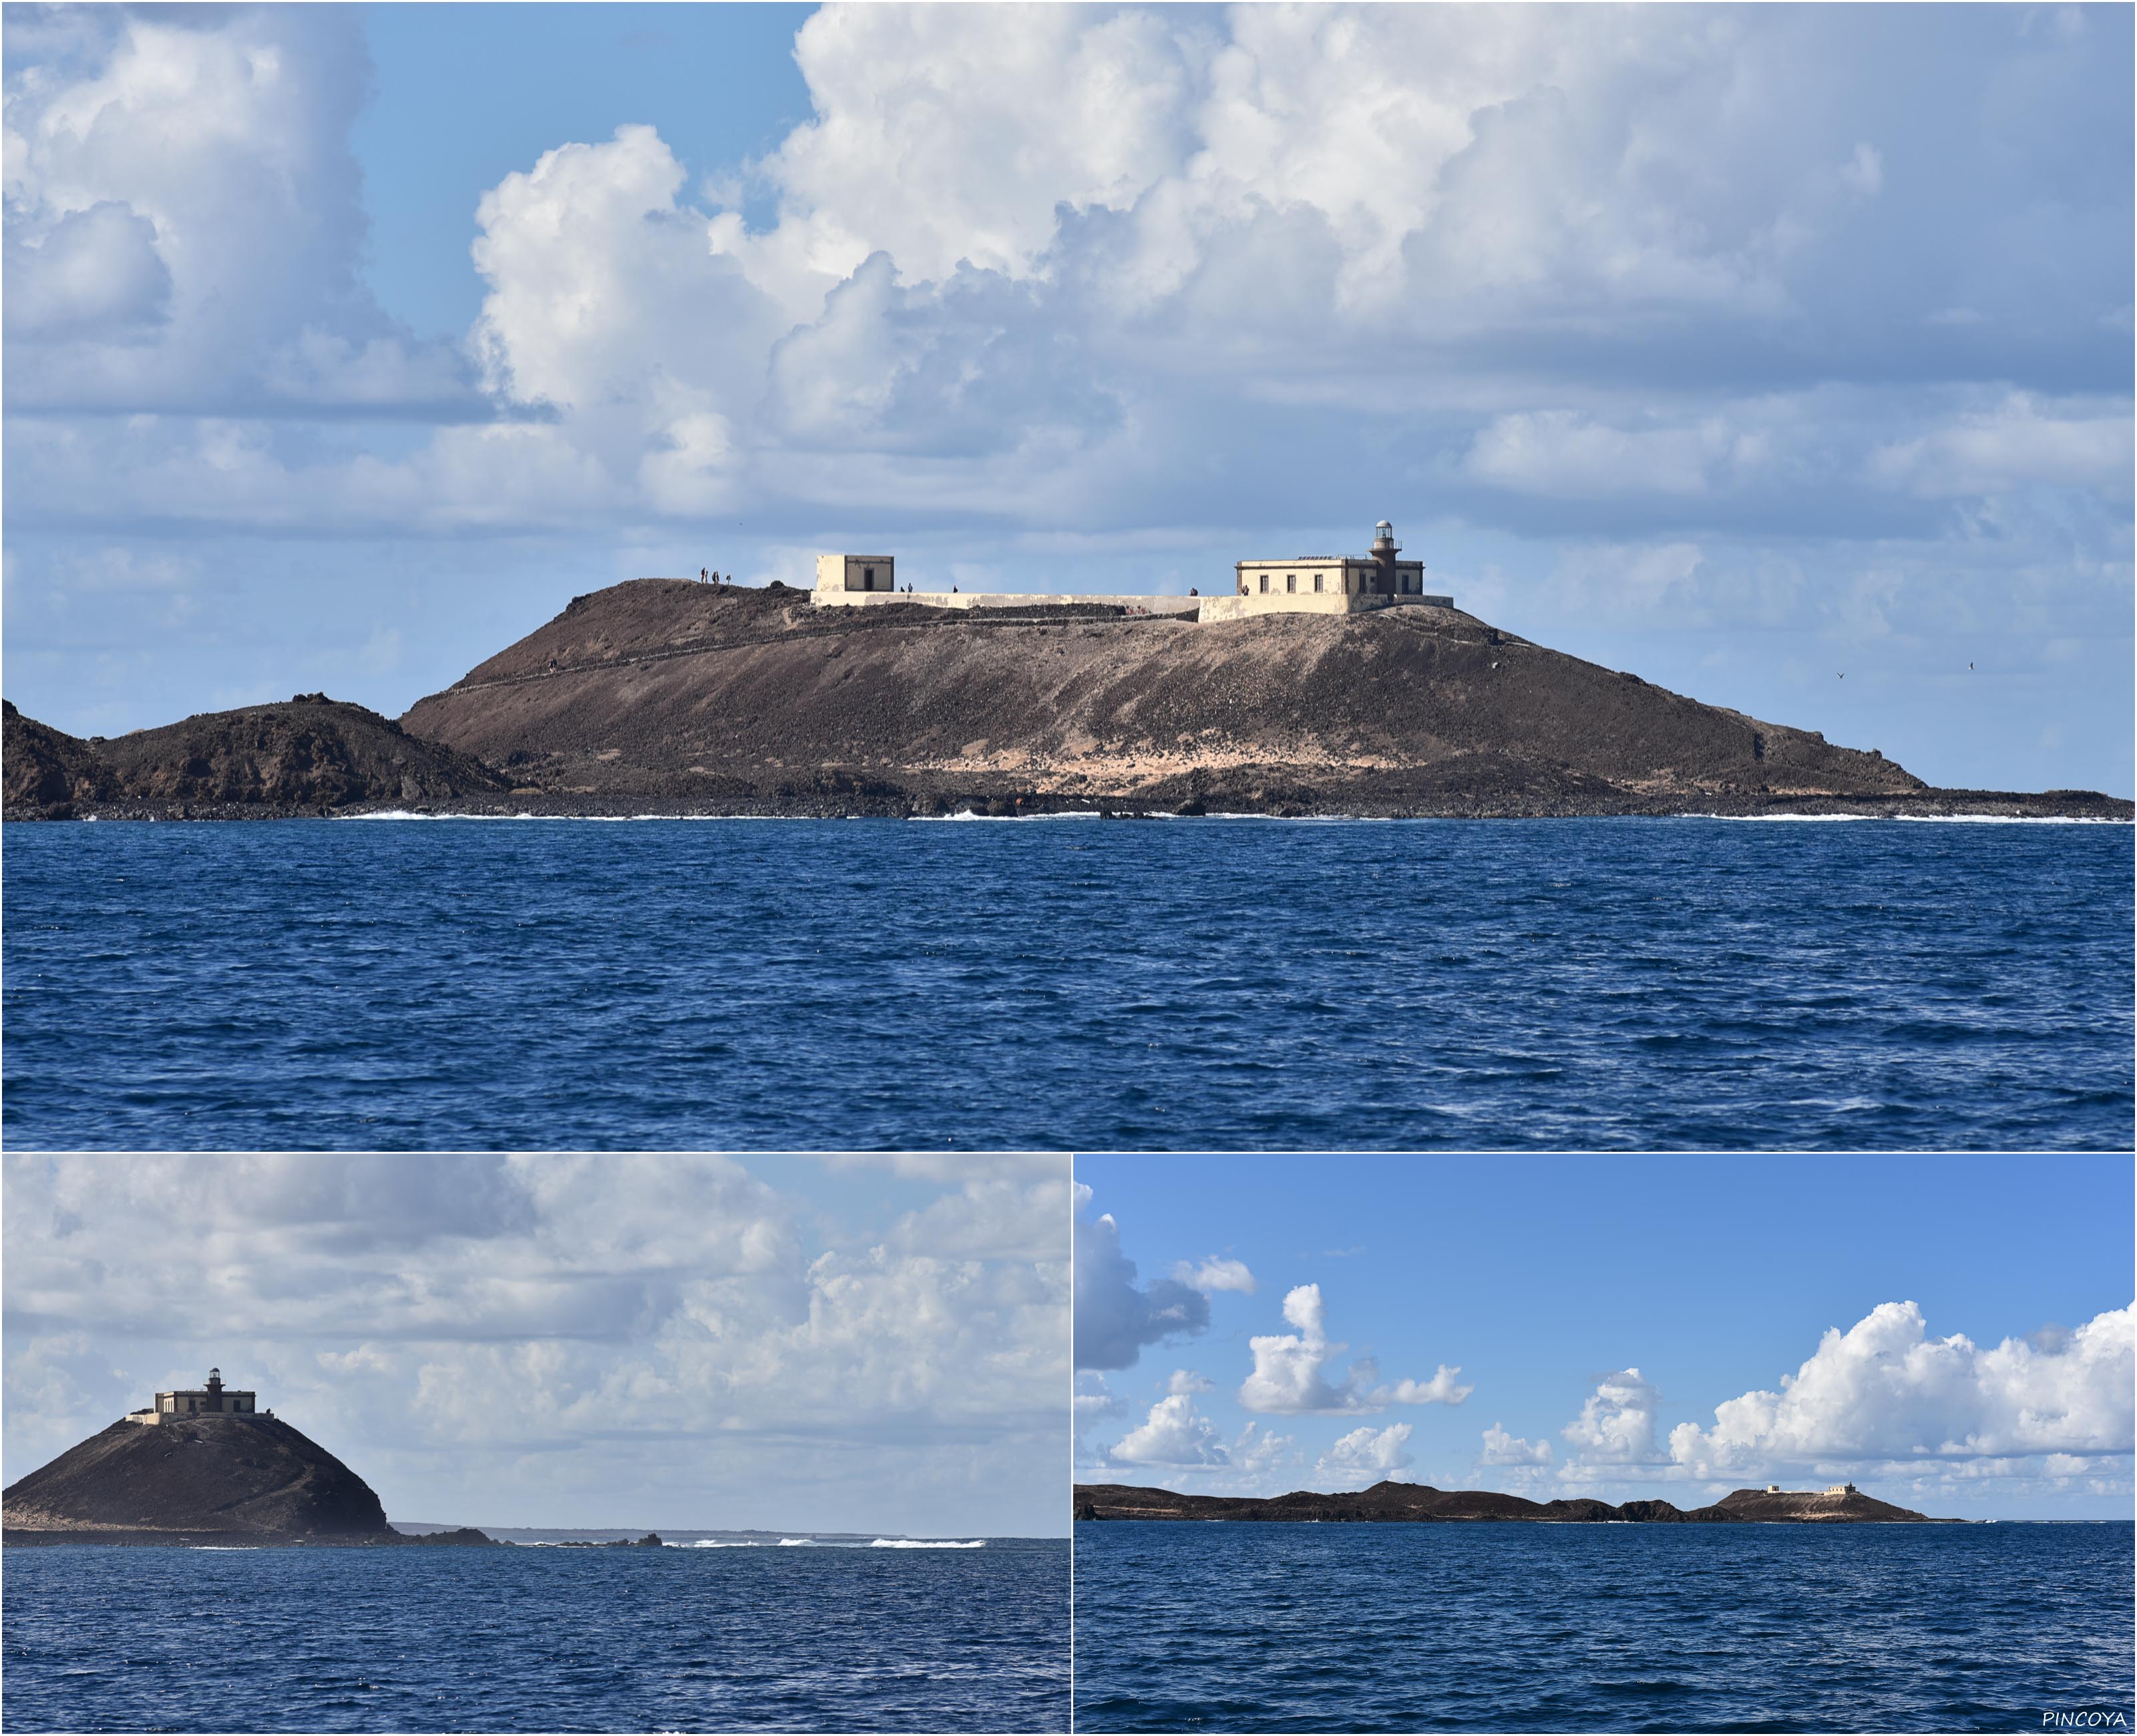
[1,1536,1066,1733]
[3,816,2128,1150]
[1073,1520,2136,1733]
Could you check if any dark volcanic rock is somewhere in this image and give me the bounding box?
[1072,1479,1949,1524]
[3,1414,393,1542]
[12,579,2128,821]
[394,578,2128,820]
[393,1526,501,1547]
[1710,1485,1939,1523]
[2,696,506,819]
[3,698,122,811]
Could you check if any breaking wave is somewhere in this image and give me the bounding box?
[869,1538,986,1549]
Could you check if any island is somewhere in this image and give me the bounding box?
[6,523,2128,821]
[1073,1479,1955,1524]
[0,1367,506,1548]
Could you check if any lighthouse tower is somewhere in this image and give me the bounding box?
[1370,520,1400,594]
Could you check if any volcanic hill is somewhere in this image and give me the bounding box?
[394,580,2121,818]
[1,694,505,820]
[1072,1480,1949,1524]
[7,580,2128,819]
[3,1412,395,1545]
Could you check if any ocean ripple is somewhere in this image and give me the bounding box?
[3,817,2128,1150]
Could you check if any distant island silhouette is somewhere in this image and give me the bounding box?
[1073,1480,1955,1524]
[7,578,2127,821]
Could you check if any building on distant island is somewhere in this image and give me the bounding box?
[810,517,1452,618]
[1219,519,1453,618]
[814,553,898,594]
[126,1367,258,1423]
[1766,1484,1782,1494]
[1825,1483,1858,1496]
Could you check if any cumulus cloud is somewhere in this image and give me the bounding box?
[1073,1204,1209,1371]
[1562,1369,1664,1463]
[1,1154,1068,1536]
[1171,1257,1257,1295]
[1230,1420,1298,1476]
[1479,1422,1554,1467]
[1667,1301,2136,1476]
[1390,1367,1475,1405]
[1109,1393,1229,1467]
[1167,1369,1215,1395]
[6,3,2131,791]
[1317,1422,1415,1482]
[2,6,475,414]
[1238,1284,1471,1416]
[10,5,2128,531]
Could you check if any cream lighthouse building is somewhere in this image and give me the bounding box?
[124,1367,259,1423]
[811,516,1453,618]
[1219,519,1447,614]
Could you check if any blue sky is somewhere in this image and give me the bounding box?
[5,1154,1069,1536]
[1075,1154,2134,1520]
[3,4,2130,796]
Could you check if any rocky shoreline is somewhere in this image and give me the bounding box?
[1,1524,507,1548]
[15,789,2124,824]
[7,582,2129,824]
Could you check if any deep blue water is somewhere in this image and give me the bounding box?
[3,817,2129,1150]
[1073,1521,2136,1733]
[1,1538,1066,1732]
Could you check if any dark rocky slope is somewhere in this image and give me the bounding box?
[9,580,2126,819]
[395,580,2122,819]
[3,694,506,819]
[3,698,122,813]
[1073,1480,1948,1523]
[4,1414,393,1543]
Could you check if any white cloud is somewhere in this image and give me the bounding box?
[1390,1367,1475,1406]
[11,5,2127,539]
[1562,1368,1664,1463]
[1479,1422,1553,1466]
[1167,1369,1215,1395]
[1171,1257,1257,1295]
[1317,1422,1414,1481]
[1109,1393,1230,1467]
[1073,1371,1125,1470]
[5,1,2130,796]
[1463,411,1742,499]
[743,4,1195,297]
[1238,1283,1469,1416]
[2,7,472,413]
[1668,1301,2136,1476]
[1073,1204,1209,1371]
[1229,1420,1298,1476]
[1840,142,1884,197]
[3,199,170,339]
[1867,393,2134,501]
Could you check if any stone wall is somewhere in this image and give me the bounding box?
[811,590,1201,615]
